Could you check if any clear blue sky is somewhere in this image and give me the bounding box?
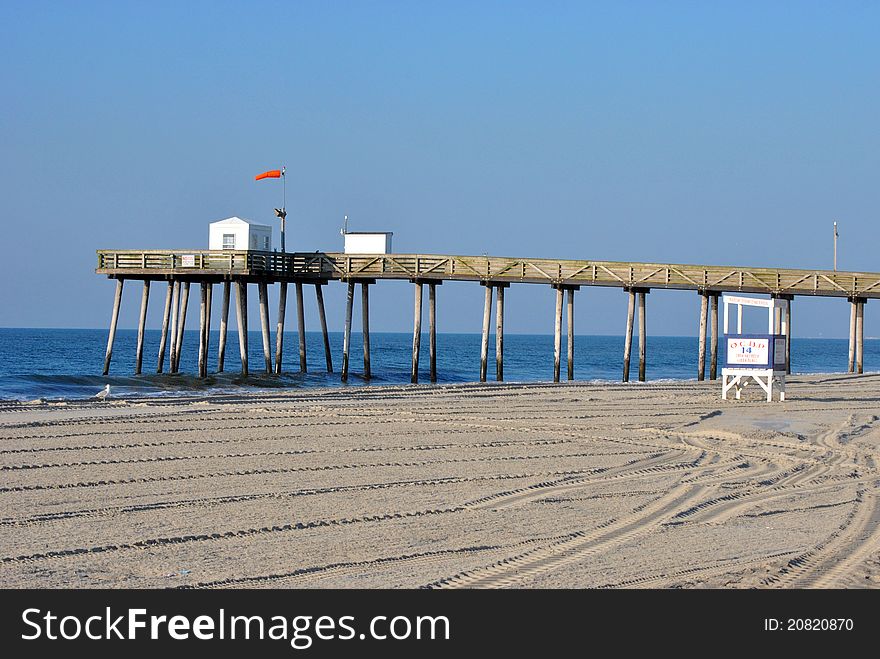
[1,1,877,337]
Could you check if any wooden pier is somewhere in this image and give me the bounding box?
[96,250,876,381]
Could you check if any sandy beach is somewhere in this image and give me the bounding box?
[1,374,879,589]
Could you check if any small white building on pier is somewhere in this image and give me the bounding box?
[209,217,272,251]
[343,232,393,254]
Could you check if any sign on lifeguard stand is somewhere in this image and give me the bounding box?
[721,295,788,402]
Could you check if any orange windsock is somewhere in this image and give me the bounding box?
[255,170,282,181]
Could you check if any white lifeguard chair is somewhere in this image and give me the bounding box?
[721,295,788,402]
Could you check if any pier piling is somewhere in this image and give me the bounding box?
[480,284,493,383]
[623,289,635,382]
[135,280,150,375]
[258,281,272,373]
[315,283,333,373]
[205,283,212,368]
[638,290,647,382]
[698,292,708,381]
[341,281,354,382]
[275,282,287,375]
[785,298,791,374]
[102,279,124,375]
[773,294,793,375]
[496,284,506,381]
[157,281,173,373]
[855,299,865,374]
[168,280,180,373]
[411,281,423,383]
[567,288,575,381]
[709,293,719,380]
[296,281,307,373]
[429,282,438,382]
[553,286,563,383]
[848,298,857,373]
[198,282,208,378]
[173,282,190,373]
[362,282,372,380]
[217,281,230,372]
[235,281,248,377]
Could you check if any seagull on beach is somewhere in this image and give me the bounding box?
[95,384,110,401]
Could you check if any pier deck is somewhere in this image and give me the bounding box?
[95,249,875,383]
[97,250,880,298]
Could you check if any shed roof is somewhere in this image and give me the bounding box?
[210,216,272,230]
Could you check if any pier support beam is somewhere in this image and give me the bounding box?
[315,283,332,373]
[235,281,248,377]
[205,283,212,369]
[772,294,793,374]
[157,281,173,373]
[217,281,230,372]
[495,284,507,381]
[274,282,287,375]
[785,298,791,375]
[198,282,208,378]
[848,298,857,373]
[710,293,719,380]
[856,298,866,374]
[258,282,272,373]
[411,281,423,383]
[698,292,708,381]
[168,280,180,373]
[173,282,190,373]
[480,284,493,382]
[553,286,563,383]
[341,281,354,382]
[623,288,649,382]
[103,279,125,375]
[552,285,579,383]
[567,288,576,381]
[638,290,647,382]
[362,281,372,380]
[429,282,439,383]
[296,281,307,373]
[135,280,150,375]
[623,289,635,382]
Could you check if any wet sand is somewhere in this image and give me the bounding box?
[1,373,879,588]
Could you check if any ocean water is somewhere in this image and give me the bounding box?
[0,328,876,401]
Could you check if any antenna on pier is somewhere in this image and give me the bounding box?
[833,220,839,271]
[341,214,349,236]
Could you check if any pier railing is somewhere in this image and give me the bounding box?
[97,249,880,298]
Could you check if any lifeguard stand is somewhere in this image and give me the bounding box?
[721,295,788,402]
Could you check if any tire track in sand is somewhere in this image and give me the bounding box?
[423,483,708,589]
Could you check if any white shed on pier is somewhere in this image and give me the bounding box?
[209,217,272,251]
[343,231,393,254]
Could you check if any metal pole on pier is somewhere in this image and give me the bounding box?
[833,221,838,271]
